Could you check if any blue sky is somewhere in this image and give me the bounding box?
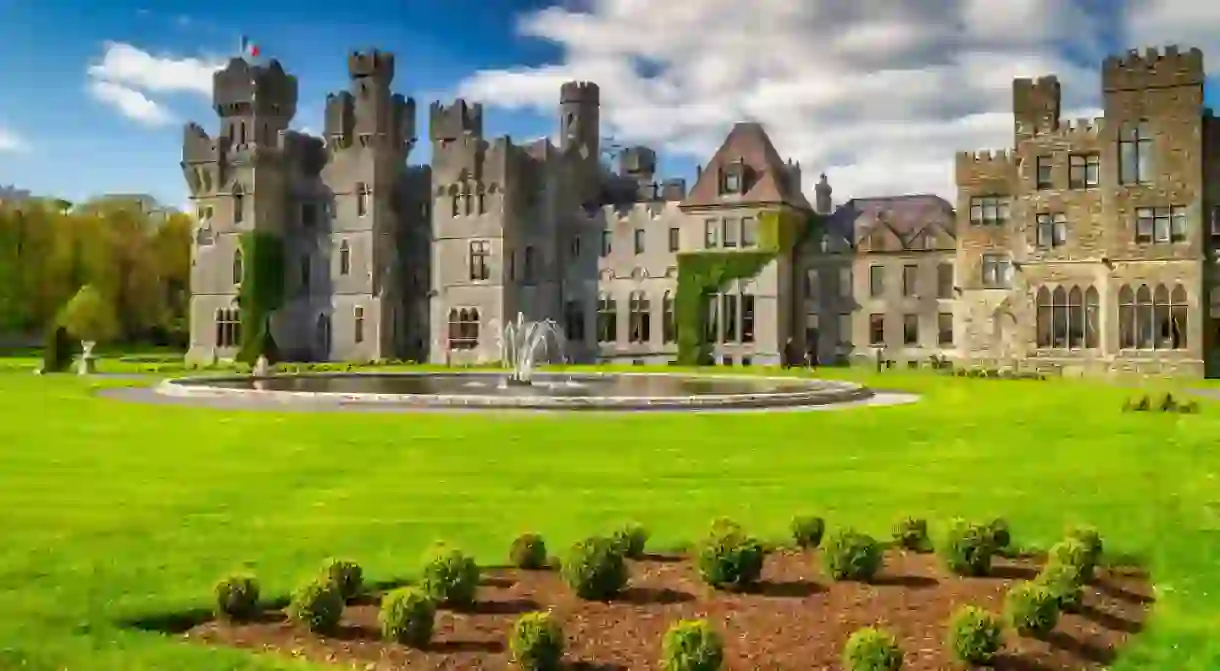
[1,0,1218,205]
[0,0,574,207]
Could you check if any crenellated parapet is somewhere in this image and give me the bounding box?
[348,49,394,82]
[560,81,599,105]
[954,148,1018,184]
[212,58,298,118]
[391,93,417,148]
[323,91,355,146]
[1102,45,1204,92]
[1031,116,1105,139]
[182,122,222,164]
[429,100,483,143]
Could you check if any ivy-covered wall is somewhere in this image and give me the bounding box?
[674,209,815,365]
[236,231,285,363]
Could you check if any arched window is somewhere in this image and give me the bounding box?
[232,248,244,285]
[629,291,651,343]
[662,292,676,344]
[597,294,617,343]
[448,307,479,350]
[1136,285,1153,348]
[1051,286,1068,348]
[232,184,245,224]
[1119,285,1136,349]
[339,240,351,276]
[449,185,460,217]
[315,313,331,359]
[356,182,369,217]
[1085,287,1100,348]
[476,184,486,215]
[1171,284,1188,349]
[564,300,585,342]
[1067,286,1084,348]
[354,305,365,344]
[1035,287,1051,348]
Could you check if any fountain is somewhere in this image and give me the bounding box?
[500,313,566,386]
[155,313,881,411]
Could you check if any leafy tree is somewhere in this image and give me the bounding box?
[59,284,119,345]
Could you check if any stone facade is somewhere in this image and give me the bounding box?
[183,44,1219,378]
[955,46,1214,377]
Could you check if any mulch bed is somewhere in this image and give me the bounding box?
[185,549,1153,670]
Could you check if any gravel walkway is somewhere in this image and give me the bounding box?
[95,384,920,415]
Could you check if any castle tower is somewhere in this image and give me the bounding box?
[181,57,299,363]
[559,81,601,205]
[1012,75,1060,142]
[815,173,832,215]
[318,49,417,362]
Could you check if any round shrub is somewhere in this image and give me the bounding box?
[378,587,435,647]
[987,518,1011,550]
[1004,581,1061,639]
[1066,525,1103,567]
[790,514,826,549]
[561,536,628,601]
[287,578,344,635]
[509,611,565,671]
[842,627,904,671]
[510,533,549,570]
[822,529,882,582]
[1048,538,1095,583]
[611,522,650,559]
[213,573,260,621]
[322,558,363,601]
[892,517,930,552]
[660,619,724,671]
[419,545,480,609]
[695,519,765,591]
[1036,563,1084,612]
[946,606,1002,666]
[941,519,995,577]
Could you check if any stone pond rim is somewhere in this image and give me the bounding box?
[155,371,876,411]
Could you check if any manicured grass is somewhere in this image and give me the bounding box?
[0,366,1218,669]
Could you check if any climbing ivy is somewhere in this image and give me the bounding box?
[236,231,285,363]
[675,209,814,365]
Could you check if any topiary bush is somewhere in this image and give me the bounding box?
[986,518,1011,551]
[946,606,1002,666]
[561,536,628,601]
[822,529,883,582]
[842,627,904,671]
[378,587,435,647]
[419,545,481,609]
[1047,538,1095,584]
[1066,525,1103,572]
[695,518,766,591]
[287,578,345,635]
[660,619,724,671]
[510,533,549,570]
[892,516,930,552]
[611,522,650,559]
[508,611,565,671]
[1035,562,1084,613]
[213,573,260,621]
[941,519,995,577]
[1003,581,1061,639]
[790,514,826,549]
[322,558,363,602]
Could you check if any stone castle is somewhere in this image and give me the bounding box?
[183,45,1219,377]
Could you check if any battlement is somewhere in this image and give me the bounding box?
[1032,116,1105,138]
[1102,45,1204,92]
[348,49,394,81]
[213,58,298,117]
[955,149,1015,164]
[182,123,220,164]
[429,99,484,142]
[560,81,600,105]
[619,145,656,177]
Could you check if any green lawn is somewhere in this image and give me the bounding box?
[0,366,1218,669]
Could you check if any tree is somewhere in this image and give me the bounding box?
[59,284,119,345]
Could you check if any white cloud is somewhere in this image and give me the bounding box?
[455,0,1156,200]
[87,41,223,97]
[0,124,28,152]
[85,41,225,126]
[87,80,176,127]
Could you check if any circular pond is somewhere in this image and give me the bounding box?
[156,371,874,411]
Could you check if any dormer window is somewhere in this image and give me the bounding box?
[724,172,740,193]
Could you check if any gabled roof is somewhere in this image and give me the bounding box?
[681,122,812,211]
[831,194,955,250]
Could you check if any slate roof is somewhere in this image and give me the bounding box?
[681,122,812,211]
[830,194,956,247]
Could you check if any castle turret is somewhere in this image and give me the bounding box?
[559,81,600,159]
[1012,75,1060,142]
[212,58,298,147]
